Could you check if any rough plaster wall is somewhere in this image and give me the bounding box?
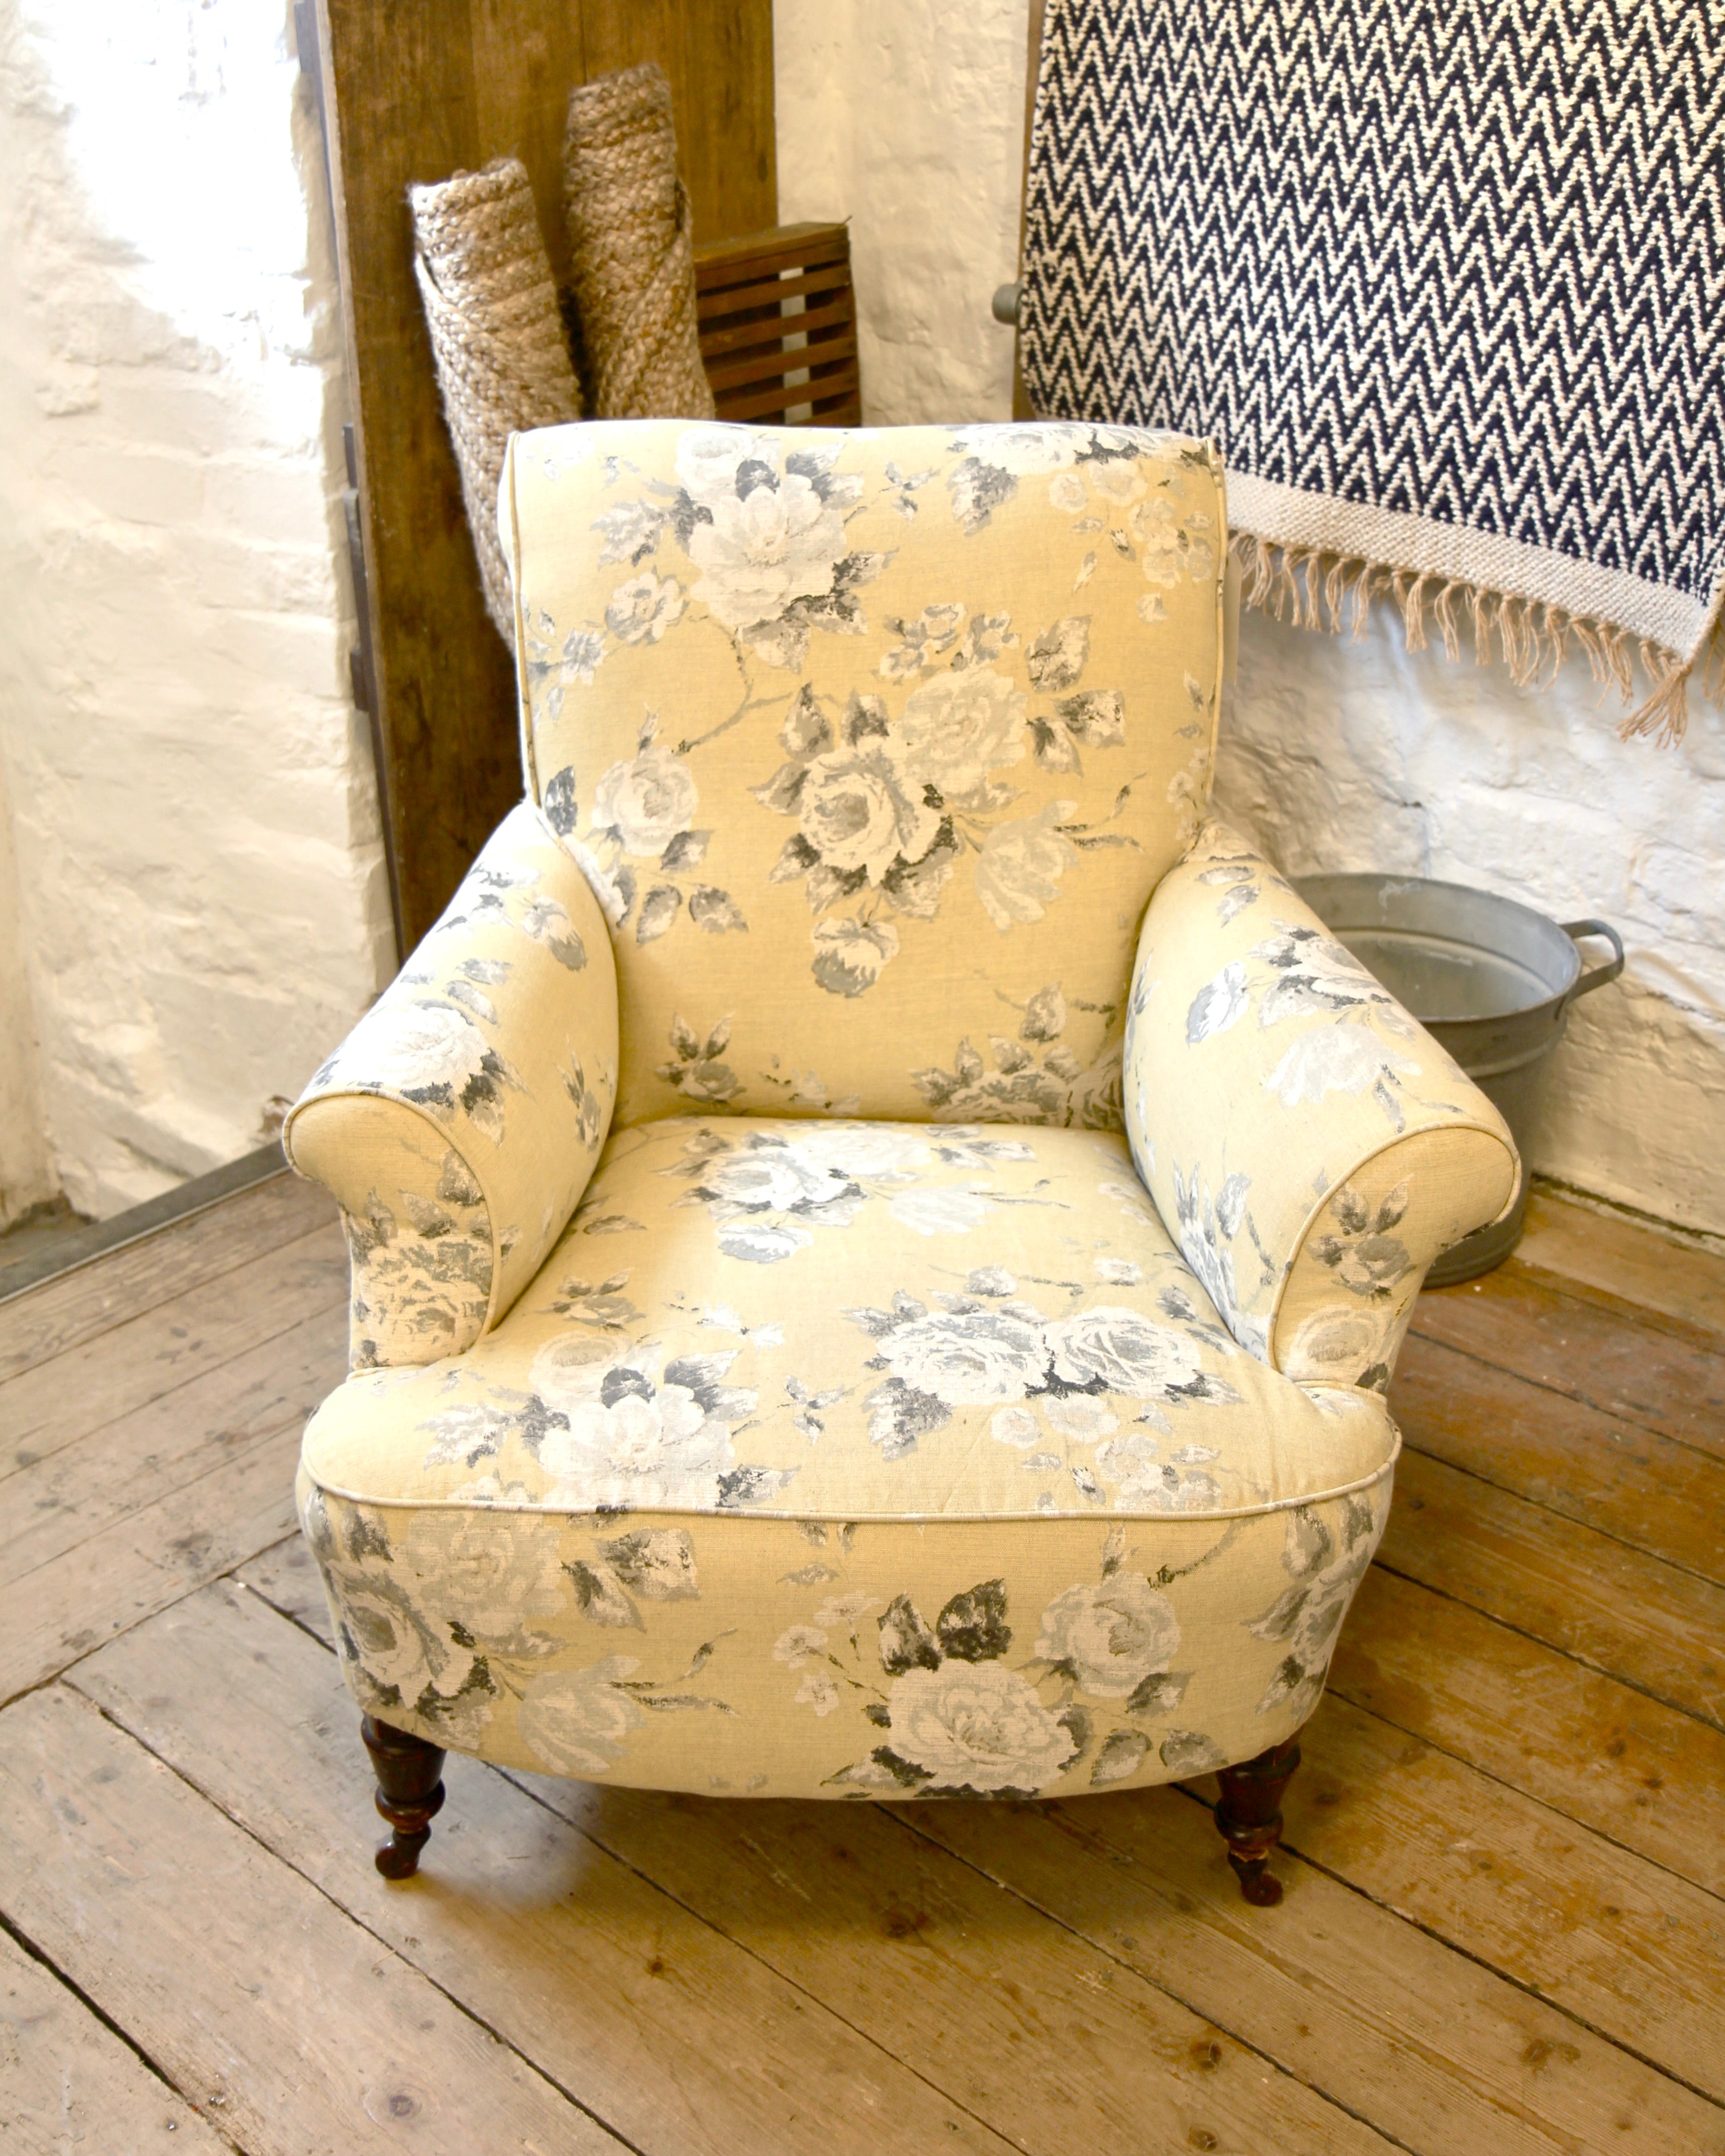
[773,0,1725,1235]
[1215,614,1725,1236]
[0,0,392,1218]
[773,0,1026,428]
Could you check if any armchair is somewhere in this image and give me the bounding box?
[286,419,1516,1900]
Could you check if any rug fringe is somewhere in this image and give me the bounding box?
[1229,533,1706,745]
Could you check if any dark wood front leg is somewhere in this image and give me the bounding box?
[361,1714,445,1880]
[1213,1736,1301,1905]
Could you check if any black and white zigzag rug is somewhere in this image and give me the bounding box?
[1020,0,1724,738]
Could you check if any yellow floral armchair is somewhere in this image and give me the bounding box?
[285,419,1516,1899]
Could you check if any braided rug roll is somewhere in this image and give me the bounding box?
[562,61,716,421]
[410,158,584,646]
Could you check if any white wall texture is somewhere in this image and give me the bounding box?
[774,0,1027,433]
[0,0,392,1218]
[775,0,1725,1237]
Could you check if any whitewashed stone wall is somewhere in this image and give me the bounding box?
[775,0,1725,1235]
[774,0,1026,434]
[0,0,392,1219]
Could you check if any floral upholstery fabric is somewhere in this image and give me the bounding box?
[1124,821,1518,1383]
[284,805,618,1359]
[298,1121,1395,1799]
[285,420,1519,1805]
[302,1122,1394,1522]
[501,419,1224,1127]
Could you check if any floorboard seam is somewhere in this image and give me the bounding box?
[0,1283,348,1464]
[5,1412,314,1594]
[1367,1555,1725,1735]
[0,1899,250,2153]
[1397,1441,1725,1594]
[1503,1256,1725,1352]
[0,1484,301,1710]
[219,1576,1030,2156]
[0,1203,335,1387]
[882,1803,1421,2155]
[1401,1328,1725,1471]
[57,1680,655,2156]
[1318,1682,1725,1912]
[1162,1784,1725,2119]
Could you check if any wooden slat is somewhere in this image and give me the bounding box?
[0,1685,622,2156]
[1329,1566,1725,1895]
[1413,1268,1725,1459]
[905,1789,1725,2156]
[700,290,855,360]
[707,328,858,396]
[1277,1695,1725,2102]
[694,220,850,285]
[1381,1448,1725,1730]
[715,367,862,425]
[72,1582,1025,2156]
[1391,1332,1725,1585]
[316,0,777,947]
[0,1224,347,1478]
[0,1171,333,1386]
[1,1302,347,1593]
[697,260,854,322]
[0,1924,233,2156]
[694,220,861,426]
[1515,1190,1725,1341]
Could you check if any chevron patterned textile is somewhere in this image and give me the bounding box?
[1019,0,1725,740]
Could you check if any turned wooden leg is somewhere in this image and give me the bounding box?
[1213,1736,1301,1906]
[361,1714,445,1880]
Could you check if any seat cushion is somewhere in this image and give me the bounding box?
[502,419,1226,1128]
[299,1119,1396,1797]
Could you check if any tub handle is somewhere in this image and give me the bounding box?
[1560,919,1625,1002]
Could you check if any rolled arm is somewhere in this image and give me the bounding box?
[284,803,618,1369]
[1124,821,1517,1389]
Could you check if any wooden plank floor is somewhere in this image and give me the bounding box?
[3,1173,1722,2154]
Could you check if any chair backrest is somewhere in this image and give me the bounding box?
[502,418,1225,1128]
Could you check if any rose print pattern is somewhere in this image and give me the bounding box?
[1125,820,1518,1373]
[650,1120,1035,1266]
[911,981,1124,1129]
[302,1484,730,1778]
[844,1278,1242,1507]
[805,1530,1259,1795]
[503,418,1224,1118]
[304,1458,1389,1800]
[752,639,1132,995]
[1245,1495,1384,1720]
[285,804,621,1366]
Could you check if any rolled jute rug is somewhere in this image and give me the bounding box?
[410,158,584,646]
[562,61,716,421]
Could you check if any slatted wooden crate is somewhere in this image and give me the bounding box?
[694,220,862,425]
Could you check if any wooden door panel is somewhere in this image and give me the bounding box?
[313,0,775,950]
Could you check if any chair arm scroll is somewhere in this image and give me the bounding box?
[1124,822,1518,1387]
[284,804,619,1368]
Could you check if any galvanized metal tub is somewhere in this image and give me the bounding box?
[1292,873,1624,1284]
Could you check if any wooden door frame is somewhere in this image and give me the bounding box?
[305,1,777,954]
